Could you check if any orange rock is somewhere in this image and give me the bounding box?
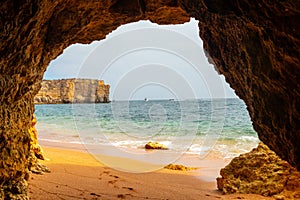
[217,142,300,199]
[28,114,50,175]
[28,114,46,160]
[145,142,168,150]
[164,164,198,171]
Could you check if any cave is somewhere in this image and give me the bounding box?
[0,0,299,199]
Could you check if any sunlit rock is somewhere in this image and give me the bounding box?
[164,164,198,171]
[28,115,50,175]
[0,0,299,199]
[145,142,168,150]
[217,143,300,199]
[28,115,45,160]
[34,79,110,104]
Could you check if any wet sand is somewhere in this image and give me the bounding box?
[28,142,273,200]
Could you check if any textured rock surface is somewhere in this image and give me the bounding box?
[195,0,300,171]
[0,0,299,198]
[145,142,169,150]
[28,114,50,176]
[164,164,198,171]
[217,143,300,199]
[34,79,110,104]
[28,115,45,160]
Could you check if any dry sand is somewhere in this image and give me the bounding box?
[28,142,274,200]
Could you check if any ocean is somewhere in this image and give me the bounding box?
[35,98,259,162]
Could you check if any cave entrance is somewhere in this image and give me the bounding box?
[35,18,259,174]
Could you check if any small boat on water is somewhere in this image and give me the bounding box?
[144,97,148,102]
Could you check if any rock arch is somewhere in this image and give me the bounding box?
[0,0,299,198]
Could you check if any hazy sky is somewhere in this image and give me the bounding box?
[44,18,237,100]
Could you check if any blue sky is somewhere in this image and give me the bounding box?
[44,18,237,100]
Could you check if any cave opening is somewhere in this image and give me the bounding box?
[1,1,299,199]
[34,18,260,174]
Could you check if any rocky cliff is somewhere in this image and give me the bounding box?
[34,79,110,104]
[0,0,299,199]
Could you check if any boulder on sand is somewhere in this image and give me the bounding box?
[145,142,168,150]
[217,142,300,199]
[164,164,198,171]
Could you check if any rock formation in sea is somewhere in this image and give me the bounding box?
[145,142,169,150]
[217,143,300,199]
[34,79,110,104]
[0,0,299,199]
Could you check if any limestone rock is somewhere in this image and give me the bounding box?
[196,0,300,170]
[145,142,168,150]
[0,0,299,199]
[164,164,198,171]
[28,115,45,160]
[28,114,50,175]
[1,178,29,200]
[27,151,50,175]
[34,79,110,104]
[217,142,300,199]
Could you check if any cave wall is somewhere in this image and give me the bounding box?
[193,0,300,169]
[0,0,299,198]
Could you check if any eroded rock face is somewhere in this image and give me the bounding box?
[0,2,189,196]
[28,115,45,160]
[34,79,110,104]
[217,143,300,199]
[28,115,50,175]
[0,0,299,198]
[194,0,300,171]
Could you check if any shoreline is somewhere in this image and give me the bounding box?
[28,141,273,199]
[38,140,231,181]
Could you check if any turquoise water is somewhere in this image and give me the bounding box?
[35,98,259,159]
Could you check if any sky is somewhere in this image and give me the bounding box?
[44,18,238,100]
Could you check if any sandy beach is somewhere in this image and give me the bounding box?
[27,142,274,200]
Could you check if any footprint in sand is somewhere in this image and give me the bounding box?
[117,193,133,199]
[205,193,222,199]
[99,171,135,191]
[102,170,110,175]
[108,180,118,184]
[98,171,136,198]
[122,187,134,191]
[110,174,120,179]
[90,192,101,197]
[99,171,120,180]
[99,170,110,180]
